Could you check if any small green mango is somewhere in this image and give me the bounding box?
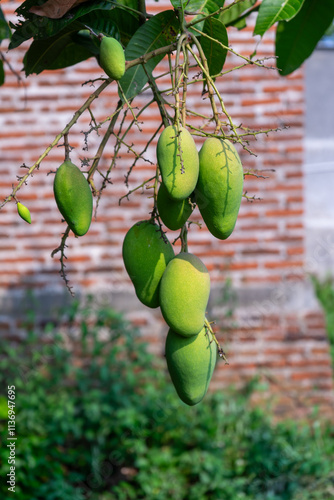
[122,220,175,308]
[157,125,199,201]
[99,36,125,81]
[17,202,31,224]
[159,252,210,337]
[53,160,93,237]
[157,182,194,231]
[196,138,244,240]
[165,326,217,406]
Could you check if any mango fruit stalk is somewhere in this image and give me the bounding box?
[196,137,244,240]
[53,159,93,237]
[159,252,210,337]
[122,220,175,308]
[157,125,199,201]
[165,326,217,406]
[17,202,31,224]
[99,36,125,81]
[157,182,194,231]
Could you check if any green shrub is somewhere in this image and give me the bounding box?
[311,274,334,367]
[0,299,333,500]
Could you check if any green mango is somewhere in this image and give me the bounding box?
[17,202,31,224]
[165,326,217,406]
[99,36,125,81]
[159,252,210,337]
[157,182,194,231]
[196,138,244,240]
[53,160,93,237]
[122,220,175,308]
[157,125,199,201]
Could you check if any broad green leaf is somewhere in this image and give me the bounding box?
[220,0,256,27]
[175,0,223,13]
[23,24,94,75]
[0,20,10,43]
[254,0,305,37]
[0,60,4,86]
[188,0,222,35]
[44,41,95,71]
[200,17,228,76]
[170,0,190,9]
[79,11,120,40]
[80,9,139,46]
[9,1,115,49]
[115,0,138,12]
[0,7,11,41]
[119,10,179,101]
[72,30,101,56]
[276,0,334,76]
[0,7,11,43]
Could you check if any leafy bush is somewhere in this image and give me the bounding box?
[0,299,333,500]
[311,274,334,367]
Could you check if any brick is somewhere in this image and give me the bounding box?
[287,247,304,256]
[264,259,304,269]
[265,209,303,217]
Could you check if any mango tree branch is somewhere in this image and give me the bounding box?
[0,41,179,209]
[87,100,124,187]
[50,225,74,296]
[191,26,274,69]
[186,38,222,134]
[119,176,155,205]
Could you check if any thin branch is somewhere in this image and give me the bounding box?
[50,226,74,296]
[87,100,124,185]
[204,318,228,363]
[119,176,155,205]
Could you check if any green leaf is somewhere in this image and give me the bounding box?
[23,24,94,75]
[0,7,11,41]
[0,60,4,86]
[254,0,305,37]
[80,9,139,46]
[220,0,256,27]
[119,10,179,101]
[200,17,228,76]
[170,0,189,9]
[170,0,222,13]
[276,0,334,76]
[79,11,120,39]
[186,0,224,13]
[187,0,222,35]
[72,30,100,57]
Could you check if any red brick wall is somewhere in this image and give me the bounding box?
[1,1,333,417]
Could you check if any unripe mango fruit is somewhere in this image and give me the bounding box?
[99,36,125,81]
[196,138,244,240]
[53,160,93,237]
[165,326,217,406]
[159,252,210,337]
[157,125,199,201]
[17,202,31,224]
[122,220,175,308]
[157,182,194,231]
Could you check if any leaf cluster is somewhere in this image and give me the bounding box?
[1,0,333,86]
[311,274,334,368]
[0,299,334,500]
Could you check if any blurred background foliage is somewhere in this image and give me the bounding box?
[0,296,334,500]
[312,274,334,367]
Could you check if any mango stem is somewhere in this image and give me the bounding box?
[204,318,228,364]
